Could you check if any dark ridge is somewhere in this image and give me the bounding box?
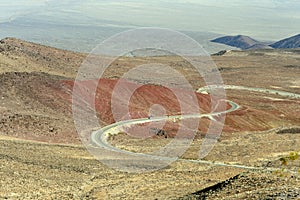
[178,173,241,199]
[284,65,300,69]
[276,127,300,134]
[211,50,228,56]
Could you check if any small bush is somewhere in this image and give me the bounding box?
[276,151,299,176]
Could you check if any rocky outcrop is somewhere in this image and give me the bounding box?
[149,128,168,138]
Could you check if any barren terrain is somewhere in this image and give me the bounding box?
[0,38,299,199]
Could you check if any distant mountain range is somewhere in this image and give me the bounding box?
[270,34,300,49]
[211,35,259,50]
[211,34,300,50]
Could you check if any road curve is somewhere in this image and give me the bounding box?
[90,85,300,171]
[91,100,239,152]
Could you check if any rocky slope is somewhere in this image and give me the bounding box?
[270,34,300,49]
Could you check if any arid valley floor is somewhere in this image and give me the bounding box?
[0,38,299,199]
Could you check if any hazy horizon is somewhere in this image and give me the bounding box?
[1,0,300,40]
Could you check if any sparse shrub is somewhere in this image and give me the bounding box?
[289,152,299,161]
[276,151,300,176]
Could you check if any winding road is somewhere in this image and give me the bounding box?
[91,85,300,171]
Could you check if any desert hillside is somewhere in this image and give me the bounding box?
[0,38,299,199]
[1,38,299,143]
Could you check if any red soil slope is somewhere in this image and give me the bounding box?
[1,72,297,143]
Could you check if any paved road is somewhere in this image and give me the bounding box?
[198,85,300,99]
[90,85,300,171]
[91,100,239,152]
